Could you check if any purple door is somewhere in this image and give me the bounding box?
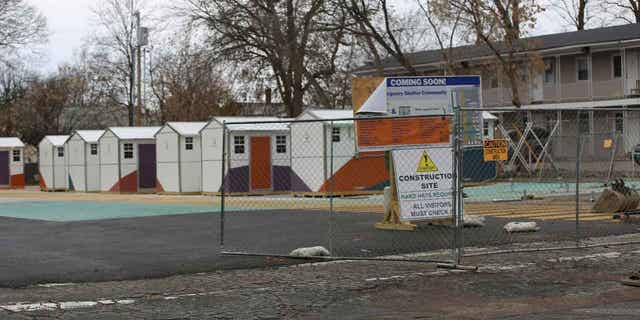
[138,144,156,189]
[0,151,8,185]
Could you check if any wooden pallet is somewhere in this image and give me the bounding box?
[203,191,290,197]
[293,191,384,198]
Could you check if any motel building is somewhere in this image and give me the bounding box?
[354,24,640,173]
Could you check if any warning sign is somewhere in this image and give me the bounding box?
[483,139,508,161]
[392,147,453,221]
[417,151,438,172]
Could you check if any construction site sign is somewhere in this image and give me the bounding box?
[354,76,482,150]
[483,139,508,161]
[357,116,450,152]
[392,147,453,221]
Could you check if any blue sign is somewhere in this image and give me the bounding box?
[386,76,481,87]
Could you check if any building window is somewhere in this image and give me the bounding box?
[399,106,411,116]
[483,121,489,137]
[90,144,98,155]
[332,127,341,142]
[123,143,134,159]
[579,112,590,133]
[544,58,555,84]
[185,137,194,150]
[615,112,624,134]
[276,135,287,153]
[57,147,64,157]
[613,55,623,78]
[577,57,589,81]
[234,136,245,154]
[12,149,20,162]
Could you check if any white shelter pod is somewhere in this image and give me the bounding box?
[290,109,392,194]
[67,130,104,192]
[98,127,161,193]
[155,122,207,194]
[0,137,25,189]
[201,117,292,193]
[38,135,70,191]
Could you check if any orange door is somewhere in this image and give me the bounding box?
[250,136,272,190]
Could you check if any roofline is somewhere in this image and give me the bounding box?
[100,127,161,141]
[43,135,70,146]
[70,130,104,143]
[354,38,640,75]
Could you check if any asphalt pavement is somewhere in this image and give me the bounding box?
[0,209,636,287]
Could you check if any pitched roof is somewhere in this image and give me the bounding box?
[44,135,69,147]
[210,117,289,131]
[165,122,208,136]
[300,109,354,125]
[0,137,25,148]
[356,23,640,73]
[108,127,161,140]
[74,130,105,143]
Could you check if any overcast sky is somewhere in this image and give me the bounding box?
[30,0,566,74]
[31,0,94,72]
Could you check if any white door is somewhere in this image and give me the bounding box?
[626,49,639,95]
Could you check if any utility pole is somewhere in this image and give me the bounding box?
[135,10,142,126]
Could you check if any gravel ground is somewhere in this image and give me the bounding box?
[1,233,640,319]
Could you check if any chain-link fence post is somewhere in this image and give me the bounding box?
[220,121,227,250]
[575,112,581,248]
[328,120,335,255]
[453,105,463,264]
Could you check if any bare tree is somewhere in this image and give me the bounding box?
[551,0,596,30]
[602,0,640,23]
[433,0,543,107]
[417,0,462,75]
[184,0,347,117]
[88,0,143,126]
[341,0,419,75]
[0,63,32,136]
[0,0,47,50]
[149,37,240,122]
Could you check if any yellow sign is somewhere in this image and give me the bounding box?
[603,139,613,149]
[417,152,439,172]
[483,139,508,161]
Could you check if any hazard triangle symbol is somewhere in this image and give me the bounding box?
[417,151,439,172]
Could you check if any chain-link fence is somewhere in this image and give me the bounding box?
[219,108,640,266]
[462,107,640,257]
[218,115,459,264]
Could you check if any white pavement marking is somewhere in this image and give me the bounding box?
[546,252,622,263]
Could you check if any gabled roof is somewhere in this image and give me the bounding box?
[107,127,161,140]
[208,117,289,132]
[356,23,640,74]
[299,109,354,125]
[164,122,208,136]
[44,135,69,147]
[74,130,105,143]
[482,112,498,120]
[0,137,25,148]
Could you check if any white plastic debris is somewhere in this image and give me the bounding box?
[504,221,540,233]
[289,246,331,257]
[463,215,485,227]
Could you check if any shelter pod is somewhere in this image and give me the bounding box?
[155,122,207,194]
[290,109,388,193]
[38,135,70,191]
[67,130,104,192]
[201,117,296,193]
[99,127,161,193]
[0,137,26,189]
